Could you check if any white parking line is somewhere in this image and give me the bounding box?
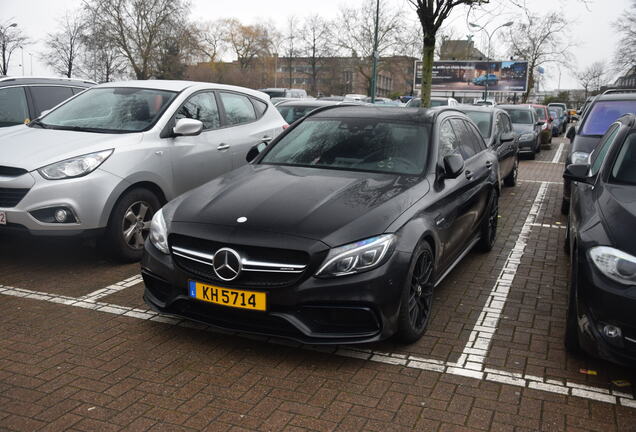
[527,160,564,164]
[454,182,549,370]
[552,142,565,164]
[0,282,633,409]
[518,180,561,185]
[78,274,143,302]
[529,222,566,229]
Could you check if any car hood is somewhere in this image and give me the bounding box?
[172,164,429,247]
[512,123,534,135]
[0,126,142,171]
[598,184,636,256]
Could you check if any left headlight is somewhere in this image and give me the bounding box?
[38,149,113,180]
[519,133,535,141]
[315,234,395,278]
[149,209,169,254]
[589,246,636,286]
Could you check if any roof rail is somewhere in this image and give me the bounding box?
[601,88,636,95]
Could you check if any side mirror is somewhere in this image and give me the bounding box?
[441,153,464,179]
[173,118,203,137]
[500,132,514,143]
[536,121,545,126]
[566,126,576,141]
[563,163,594,184]
[246,142,268,163]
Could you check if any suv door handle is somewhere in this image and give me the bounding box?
[217,143,230,151]
[465,170,473,180]
[486,160,493,169]
[261,136,273,143]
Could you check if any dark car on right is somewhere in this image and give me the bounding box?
[561,89,636,214]
[275,99,342,124]
[564,114,636,366]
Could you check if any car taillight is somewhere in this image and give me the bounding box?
[282,124,290,130]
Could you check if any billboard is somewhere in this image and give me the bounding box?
[414,60,529,92]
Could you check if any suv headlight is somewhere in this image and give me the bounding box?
[570,151,590,165]
[519,133,535,141]
[315,234,395,277]
[38,149,113,180]
[589,246,636,286]
[149,209,169,254]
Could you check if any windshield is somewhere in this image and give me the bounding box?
[261,118,430,175]
[37,87,176,133]
[277,105,322,124]
[503,109,533,124]
[611,133,636,185]
[406,98,421,108]
[581,100,636,136]
[463,111,492,138]
[533,107,546,120]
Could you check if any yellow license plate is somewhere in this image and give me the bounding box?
[188,281,266,311]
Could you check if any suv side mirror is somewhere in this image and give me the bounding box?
[173,118,203,136]
[563,163,594,184]
[500,132,514,143]
[246,142,268,163]
[440,153,464,179]
[536,121,545,126]
[566,126,576,140]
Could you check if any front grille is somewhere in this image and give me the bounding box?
[0,188,29,208]
[169,234,309,288]
[0,166,28,177]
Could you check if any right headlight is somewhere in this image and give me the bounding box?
[519,133,535,141]
[149,209,169,254]
[589,246,636,286]
[570,151,590,165]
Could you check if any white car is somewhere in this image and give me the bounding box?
[0,80,286,261]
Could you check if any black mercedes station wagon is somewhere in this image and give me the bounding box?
[142,106,499,344]
[564,114,636,366]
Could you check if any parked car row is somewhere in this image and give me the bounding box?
[559,88,636,367]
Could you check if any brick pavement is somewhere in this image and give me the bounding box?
[1,137,636,431]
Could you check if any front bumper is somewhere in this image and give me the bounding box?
[0,169,124,236]
[141,237,412,344]
[575,249,636,366]
[517,138,536,154]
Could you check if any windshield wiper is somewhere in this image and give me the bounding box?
[28,119,48,129]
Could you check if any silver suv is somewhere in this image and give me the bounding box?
[0,80,286,261]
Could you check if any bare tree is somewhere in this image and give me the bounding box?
[197,19,227,63]
[613,0,636,75]
[408,0,487,107]
[299,15,334,95]
[0,21,29,76]
[507,9,571,102]
[281,16,299,87]
[83,0,191,79]
[42,12,86,78]
[337,0,405,94]
[224,19,272,70]
[575,61,606,99]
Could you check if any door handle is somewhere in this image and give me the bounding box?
[261,136,273,143]
[217,143,230,151]
[486,160,493,170]
[465,170,473,180]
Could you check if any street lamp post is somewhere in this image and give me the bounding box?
[469,21,513,103]
[370,0,380,103]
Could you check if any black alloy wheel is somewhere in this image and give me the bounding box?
[397,242,435,343]
[478,190,499,252]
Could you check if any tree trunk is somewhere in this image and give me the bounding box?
[420,35,435,107]
[523,66,535,103]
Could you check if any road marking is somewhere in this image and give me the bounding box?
[527,160,564,164]
[552,142,565,164]
[454,182,549,370]
[529,222,566,229]
[0,282,633,409]
[518,179,561,185]
[78,274,143,302]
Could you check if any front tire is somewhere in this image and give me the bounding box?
[396,242,435,344]
[103,188,161,262]
[477,190,499,252]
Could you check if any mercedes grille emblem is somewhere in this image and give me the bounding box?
[212,248,242,281]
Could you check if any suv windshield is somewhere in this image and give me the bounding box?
[38,87,177,133]
[503,109,533,124]
[611,133,636,185]
[261,117,430,175]
[463,111,492,138]
[581,100,636,136]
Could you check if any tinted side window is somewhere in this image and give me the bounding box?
[590,124,620,176]
[438,120,461,159]
[29,86,74,116]
[465,121,487,151]
[0,87,29,126]
[176,92,220,130]
[449,119,478,159]
[220,92,256,125]
[252,98,267,118]
[501,114,512,133]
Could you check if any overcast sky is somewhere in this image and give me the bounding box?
[1,0,629,91]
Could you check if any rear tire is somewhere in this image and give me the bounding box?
[396,242,435,344]
[565,247,582,353]
[561,198,570,215]
[477,190,498,252]
[103,188,161,263]
[503,157,518,187]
